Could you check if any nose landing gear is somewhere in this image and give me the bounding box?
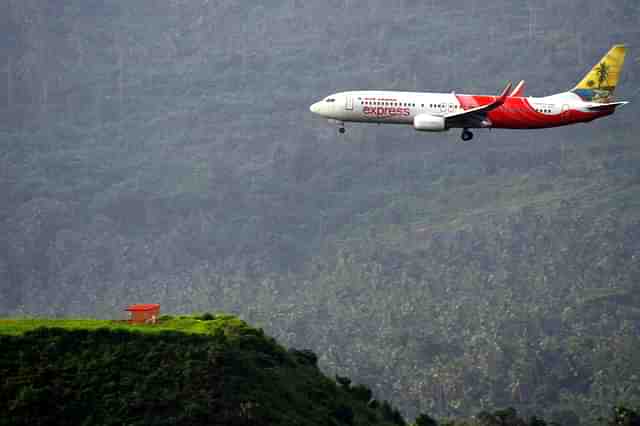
[338,127,345,134]
[461,129,474,141]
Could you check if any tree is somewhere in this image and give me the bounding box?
[607,406,640,426]
[528,416,547,426]
[415,413,438,426]
[596,62,610,88]
[334,404,354,426]
[336,375,352,389]
[350,384,372,403]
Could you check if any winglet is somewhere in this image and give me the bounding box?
[496,81,512,105]
[510,80,526,97]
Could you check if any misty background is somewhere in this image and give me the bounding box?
[2,0,640,422]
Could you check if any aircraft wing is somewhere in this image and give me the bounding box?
[445,82,512,128]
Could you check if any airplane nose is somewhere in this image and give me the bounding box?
[310,102,321,114]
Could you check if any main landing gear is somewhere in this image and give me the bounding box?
[330,120,346,134]
[461,129,474,141]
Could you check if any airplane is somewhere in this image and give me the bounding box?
[309,45,628,141]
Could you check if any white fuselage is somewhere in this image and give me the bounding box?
[311,91,460,125]
[310,90,592,129]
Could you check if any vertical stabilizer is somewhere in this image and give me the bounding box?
[572,45,626,102]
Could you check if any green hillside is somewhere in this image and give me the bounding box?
[0,315,405,426]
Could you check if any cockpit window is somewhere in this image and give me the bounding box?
[325,98,336,103]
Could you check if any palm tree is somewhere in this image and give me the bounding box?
[596,62,610,88]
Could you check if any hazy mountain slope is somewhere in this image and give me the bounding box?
[1,0,640,421]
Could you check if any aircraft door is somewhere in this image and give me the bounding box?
[561,104,571,120]
[345,95,354,111]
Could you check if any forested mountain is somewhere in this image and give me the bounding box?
[2,0,640,422]
[0,315,406,425]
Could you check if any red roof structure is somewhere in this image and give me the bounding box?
[125,304,160,324]
[126,304,160,312]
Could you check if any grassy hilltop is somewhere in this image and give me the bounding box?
[0,315,405,426]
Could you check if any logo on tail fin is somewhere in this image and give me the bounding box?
[572,44,626,103]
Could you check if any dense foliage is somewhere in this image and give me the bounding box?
[425,406,640,426]
[2,0,640,422]
[0,316,404,426]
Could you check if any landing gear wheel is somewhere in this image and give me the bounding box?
[461,129,474,141]
[338,127,346,134]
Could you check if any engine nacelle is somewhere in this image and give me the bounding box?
[413,114,447,132]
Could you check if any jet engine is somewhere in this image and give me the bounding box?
[413,114,447,131]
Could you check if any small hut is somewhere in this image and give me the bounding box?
[125,304,160,324]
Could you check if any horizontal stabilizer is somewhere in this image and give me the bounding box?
[585,101,629,111]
